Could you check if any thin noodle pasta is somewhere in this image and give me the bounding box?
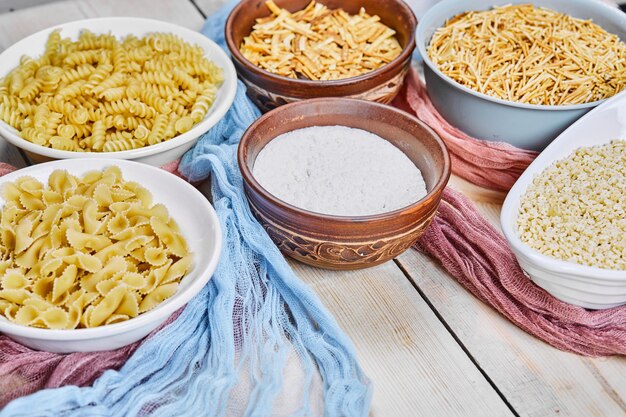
[427,4,626,105]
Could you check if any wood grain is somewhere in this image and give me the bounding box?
[192,0,229,17]
[192,0,443,20]
[79,0,205,28]
[0,0,204,52]
[0,140,27,168]
[396,176,626,417]
[289,259,515,417]
[0,2,514,416]
[0,0,60,14]
[0,1,624,417]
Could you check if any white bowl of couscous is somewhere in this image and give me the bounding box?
[501,90,626,310]
[0,18,237,166]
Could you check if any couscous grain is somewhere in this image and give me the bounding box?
[518,140,626,270]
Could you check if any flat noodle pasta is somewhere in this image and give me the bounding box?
[240,0,402,80]
[427,4,626,105]
[0,30,224,152]
[0,166,192,329]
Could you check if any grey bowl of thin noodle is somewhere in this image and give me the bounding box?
[416,0,626,150]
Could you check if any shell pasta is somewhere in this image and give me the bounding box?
[0,166,192,329]
[0,30,224,152]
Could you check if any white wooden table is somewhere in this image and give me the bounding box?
[0,1,625,416]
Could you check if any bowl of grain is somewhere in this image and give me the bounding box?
[416,0,626,150]
[238,98,450,270]
[225,0,416,113]
[0,18,237,166]
[501,90,626,310]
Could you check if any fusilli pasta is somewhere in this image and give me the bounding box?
[0,30,224,152]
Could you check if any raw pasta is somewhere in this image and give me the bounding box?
[240,0,403,80]
[427,5,626,105]
[0,30,224,152]
[0,166,193,329]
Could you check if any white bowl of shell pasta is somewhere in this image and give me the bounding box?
[0,17,237,166]
[0,159,222,352]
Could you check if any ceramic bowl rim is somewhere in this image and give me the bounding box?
[416,0,626,111]
[238,97,451,223]
[0,158,223,340]
[0,17,237,160]
[500,90,626,281]
[224,0,417,88]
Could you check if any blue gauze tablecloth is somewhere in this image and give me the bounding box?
[0,1,372,416]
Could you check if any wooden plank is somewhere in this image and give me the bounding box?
[0,0,61,14]
[0,2,512,416]
[396,179,626,417]
[0,1,86,49]
[7,3,618,417]
[78,0,205,28]
[191,0,228,17]
[0,140,27,169]
[290,259,516,417]
[192,0,442,19]
[0,0,204,45]
[0,0,204,34]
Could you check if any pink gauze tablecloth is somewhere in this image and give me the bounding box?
[416,189,626,357]
[0,305,181,408]
[393,68,539,191]
[398,68,626,357]
[2,63,626,409]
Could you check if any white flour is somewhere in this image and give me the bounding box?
[252,125,427,216]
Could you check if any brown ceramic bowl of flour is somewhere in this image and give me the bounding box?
[225,0,416,113]
[238,98,451,270]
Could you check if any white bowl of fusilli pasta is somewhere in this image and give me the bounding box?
[0,18,237,166]
[0,158,222,353]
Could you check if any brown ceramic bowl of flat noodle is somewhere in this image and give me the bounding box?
[238,98,450,270]
[225,0,416,113]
